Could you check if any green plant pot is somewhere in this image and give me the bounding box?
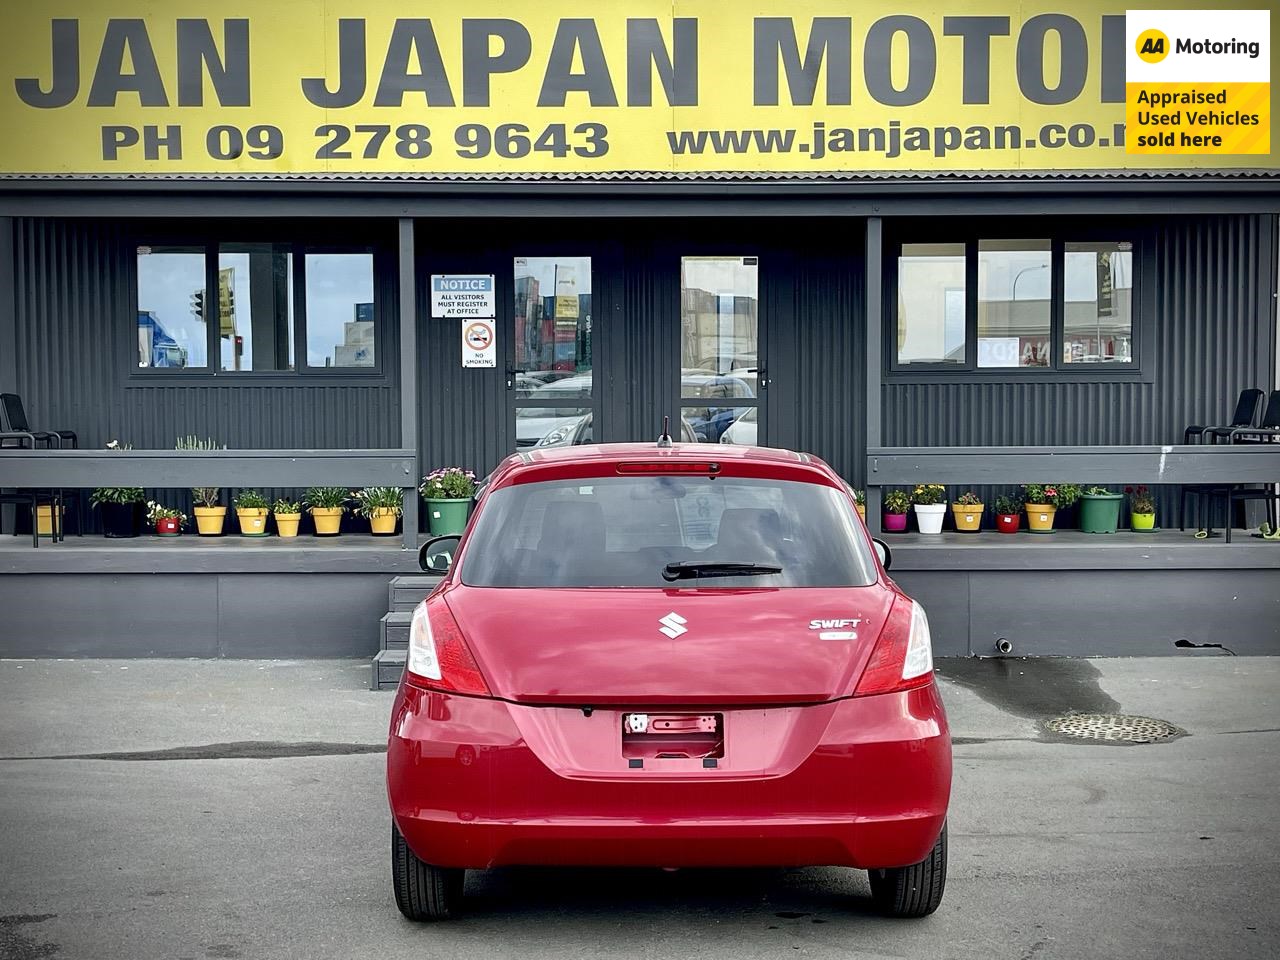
[425,498,470,536]
[1080,493,1124,534]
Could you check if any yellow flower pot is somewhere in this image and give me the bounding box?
[1131,511,1156,531]
[369,508,398,536]
[1026,503,1057,533]
[310,506,344,536]
[194,506,227,536]
[952,505,984,532]
[855,503,866,521]
[36,503,64,536]
[274,512,302,538]
[236,507,269,536]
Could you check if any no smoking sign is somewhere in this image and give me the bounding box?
[461,319,496,368]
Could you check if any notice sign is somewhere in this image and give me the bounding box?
[461,319,496,368]
[431,275,495,318]
[1126,9,1270,155]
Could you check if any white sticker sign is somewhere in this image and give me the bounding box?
[431,274,495,318]
[461,319,496,368]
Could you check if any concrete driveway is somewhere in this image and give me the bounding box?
[0,656,1276,960]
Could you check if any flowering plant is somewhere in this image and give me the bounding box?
[954,491,983,506]
[273,499,302,515]
[994,494,1023,515]
[1022,483,1082,508]
[146,501,186,523]
[911,483,947,506]
[420,467,477,500]
[353,486,404,518]
[1126,485,1156,514]
[883,490,911,514]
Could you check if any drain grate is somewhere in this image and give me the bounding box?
[1044,713,1183,744]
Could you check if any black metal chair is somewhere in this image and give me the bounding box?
[0,393,79,536]
[1180,388,1265,534]
[1201,390,1280,542]
[0,427,61,546]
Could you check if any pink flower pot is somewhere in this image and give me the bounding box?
[883,512,909,532]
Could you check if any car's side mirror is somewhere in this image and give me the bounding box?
[419,535,461,574]
[872,538,892,571]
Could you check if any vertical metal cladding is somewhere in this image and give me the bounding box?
[881,215,1277,517]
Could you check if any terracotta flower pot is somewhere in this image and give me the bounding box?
[952,505,984,532]
[1026,503,1057,533]
[369,507,398,535]
[996,513,1021,534]
[194,506,227,536]
[310,506,344,536]
[274,513,301,538]
[236,506,269,537]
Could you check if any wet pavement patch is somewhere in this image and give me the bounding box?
[937,658,1122,719]
[4,741,386,762]
[0,914,59,960]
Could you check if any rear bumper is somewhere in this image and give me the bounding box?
[387,684,950,870]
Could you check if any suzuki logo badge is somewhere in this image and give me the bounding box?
[658,612,688,639]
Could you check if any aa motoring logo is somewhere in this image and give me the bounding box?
[1135,29,1170,63]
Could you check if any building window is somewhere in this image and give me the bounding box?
[680,256,759,444]
[305,251,375,368]
[897,243,965,365]
[978,239,1052,368]
[893,237,1135,373]
[134,243,378,375]
[218,243,294,372]
[1064,242,1134,364]
[136,245,208,369]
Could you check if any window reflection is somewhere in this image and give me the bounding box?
[977,239,1052,368]
[306,251,375,368]
[681,257,758,378]
[218,243,294,372]
[136,245,207,368]
[897,243,965,365]
[1064,242,1133,363]
[514,257,592,395]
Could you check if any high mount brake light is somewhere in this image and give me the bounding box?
[406,598,490,696]
[853,598,935,697]
[617,461,722,475]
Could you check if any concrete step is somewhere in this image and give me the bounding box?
[370,649,405,690]
[388,575,440,612]
[379,611,412,651]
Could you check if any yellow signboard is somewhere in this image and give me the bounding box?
[0,0,1275,175]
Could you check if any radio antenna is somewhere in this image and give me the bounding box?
[656,415,673,447]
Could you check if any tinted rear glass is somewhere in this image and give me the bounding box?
[460,475,876,588]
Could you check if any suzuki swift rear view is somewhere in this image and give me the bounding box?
[386,443,951,920]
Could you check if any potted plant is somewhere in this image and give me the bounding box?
[234,489,270,536]
[1127,485,1157,531]
[952,491,984,532]
[419,467,477,536]
[852,488,866,521]
[146,501,186,537]
[912,483,948,535]
[994,494,1023,534]
[1080,485,1125,534]
[91,486,145,538]
[306,486,349,536]
[883,490,911,532]
[1022,483,1082,533]
[179,436,227,536]
[354,486,404,536]
[273,498,303,538]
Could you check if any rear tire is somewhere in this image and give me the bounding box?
[392,824,465,921]
[867,823,947,918]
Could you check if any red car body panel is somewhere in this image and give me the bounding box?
[387,443,952,872]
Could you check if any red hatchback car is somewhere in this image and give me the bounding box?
[387,443,951,920]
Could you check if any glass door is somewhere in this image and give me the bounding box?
[679,256,763,446]
[509,256,596,449]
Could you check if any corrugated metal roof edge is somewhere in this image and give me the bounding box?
[1,168,1277,183]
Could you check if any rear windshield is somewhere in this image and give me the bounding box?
[460,475,877,588]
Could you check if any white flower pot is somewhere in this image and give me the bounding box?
[914,502,947,534]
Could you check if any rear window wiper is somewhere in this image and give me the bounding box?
[662,561,783,581]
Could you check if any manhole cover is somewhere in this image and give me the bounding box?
[1043,714,1183,744]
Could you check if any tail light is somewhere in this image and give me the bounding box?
[853,598,934,697]
[406,598,491,696]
